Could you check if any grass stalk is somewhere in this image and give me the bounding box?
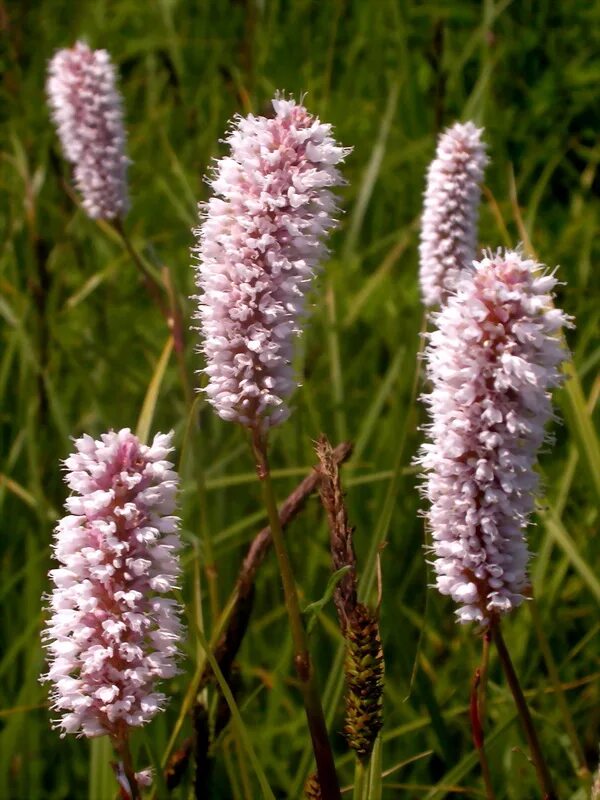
[353,759,367,800]
[89,737,116,800]
[111,219,195,410]
[252,430,341,800]
[112,219,168,316]
[193,621,276,800]
[365,735,383,800]
[326,279,347,444]
[160,443,352,770]
[529,598,590,781]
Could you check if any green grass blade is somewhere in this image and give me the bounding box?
[343,81,400,258]
[561,363,600,502]
[89,737,116,800]
[136,336,174,445]
[365,735,383,800]
[423,715,515,799]
[343,225,416,330]
[193,623,277,800]
[353,759,367,800]
[539,506,600,602]
[351,346,406,464]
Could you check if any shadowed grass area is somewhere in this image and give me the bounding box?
[1,0,599,797]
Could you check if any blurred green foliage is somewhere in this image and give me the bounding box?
[1,0,599,797]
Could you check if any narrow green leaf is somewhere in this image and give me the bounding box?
[0,474,38,509]
[561,362,600,502]
[136,336,174,445]
[540,506,600,603]
[193,623,277,800]
[424,714,516,798]
[343,226,415,330]
[89,737,116,800]
[353,758,367,800]
[303,566,351,633]
[352,346,405,464]
[344,81,400,258]
[0,618,40,681]
[65,266,114,309]
[365,734,383,800]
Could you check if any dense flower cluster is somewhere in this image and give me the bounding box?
[42,429,183,737]
[419,121,488,307]
[47,42,129,219]
[193,95,349,429]
[418,251,569,624]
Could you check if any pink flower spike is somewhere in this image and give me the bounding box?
[47,42,129,220]
[41,429,184,738]
[192,95,350,430]
[419,121,488,307]
[418,250,571,624]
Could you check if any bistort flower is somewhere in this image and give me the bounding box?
[418,250,570,624]
[42,429,183,737]
[192,95,349,429]
[47,41,129,220]
[419,121,488,307]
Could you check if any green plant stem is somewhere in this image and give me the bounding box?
[112,219,195,410]
[162,264,195,411]
[353,759,366,800]
[252,430,341,800]
[492,621,557,799]
[89,737,116,800]
[112,219,167,315]
[365,735,383,800]
[160,444,352,772]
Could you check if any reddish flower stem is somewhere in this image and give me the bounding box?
[112,732,140,800]
[252,430,341,800]
[492,621,557,799]
[470,631,495,799]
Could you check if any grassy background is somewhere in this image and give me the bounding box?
[1,0,599,797]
